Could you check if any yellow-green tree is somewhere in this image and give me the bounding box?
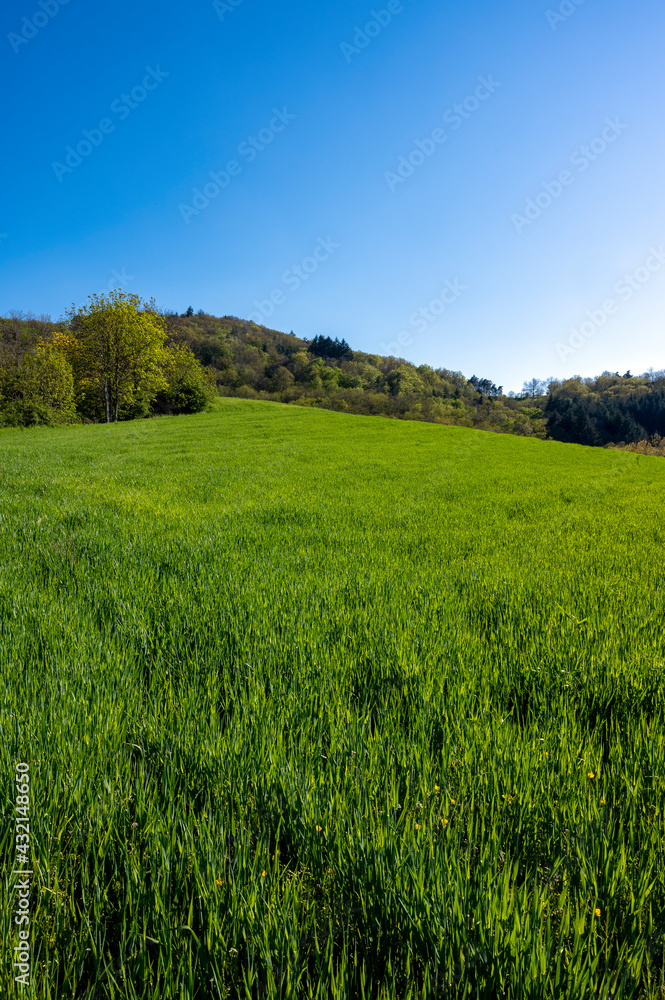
[0,341,76,426]
[386,364,425,396]
[65,291,168,422]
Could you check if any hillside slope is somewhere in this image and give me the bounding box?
[164,310,547,435]
[1,399,664,997]
[4,309,665,449]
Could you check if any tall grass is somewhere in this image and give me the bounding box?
[1,399,664,998]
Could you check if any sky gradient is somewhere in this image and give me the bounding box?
[1,0,663,391]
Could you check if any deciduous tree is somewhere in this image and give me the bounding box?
[65,291,168,422]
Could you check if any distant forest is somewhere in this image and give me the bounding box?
[1,304,664,453]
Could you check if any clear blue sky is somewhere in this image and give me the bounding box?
[1,0,663,390]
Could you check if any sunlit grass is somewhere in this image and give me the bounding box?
[1,398,664,998]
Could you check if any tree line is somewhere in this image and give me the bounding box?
[545,372,665,449]
[2,298,663,454]
[0,292,216,427]
[163,309,547,437]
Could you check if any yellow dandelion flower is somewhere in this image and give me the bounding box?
[328,868,333,874]
[601,797,606,805]
[450,799,455,805]
[545,752,549,757]
[261,870,266,877]
[595,908,601,917]
[434,785,440,793]
[588,772,595,779]
[443,818,448,826]
[315,825,322,833]
[215,878,223,887]
[415,823,421,830]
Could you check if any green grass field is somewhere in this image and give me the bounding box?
[1,399,664,999]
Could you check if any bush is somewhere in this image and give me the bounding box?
[0,344,76,426]
[155,344,218,415]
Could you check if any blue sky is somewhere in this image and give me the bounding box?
[1,0,663,390]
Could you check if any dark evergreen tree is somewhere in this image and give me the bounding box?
[308,335,353,360]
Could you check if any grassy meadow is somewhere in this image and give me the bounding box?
[1,398,664,998]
